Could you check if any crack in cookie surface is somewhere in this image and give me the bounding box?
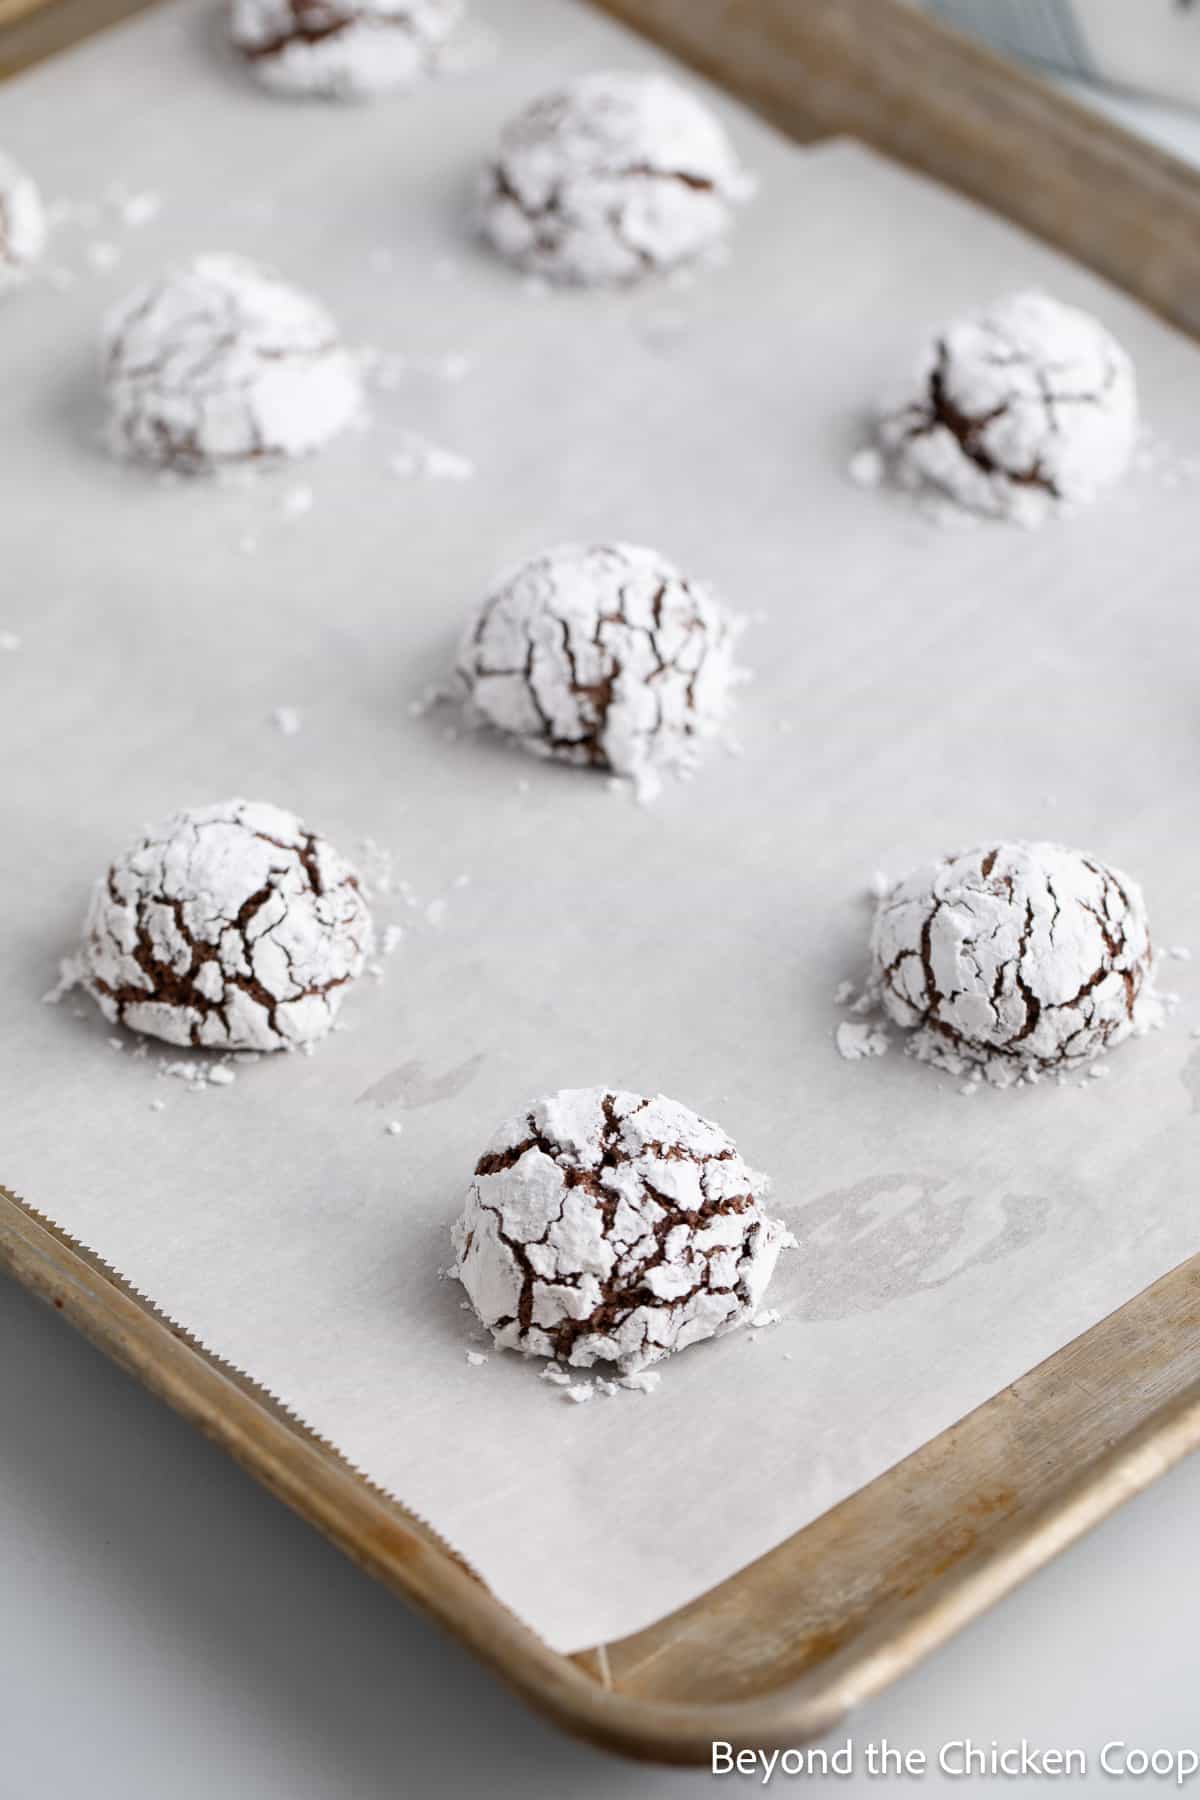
[103,254,360,470]
[80,799,373,1052]
[457,542,735,779]
[877,291,1137,522]
[453,1087,787,1372]
[229,0,460,96]
[478,71,749,285]
[872,841,1152,1079]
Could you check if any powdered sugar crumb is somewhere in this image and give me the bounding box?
[619,1370,661,1395]
[836,1019,890,1061]
[281,484,314,518]
[847,446,883,489]
[389,434,474,481]
[43,955,82,1005]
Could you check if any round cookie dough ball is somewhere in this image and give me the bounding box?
[229,0,461,100]
[453,1087,787,1372]
[872,842,1152,1080]
[877,291,1137,523]
[457,541,737,779]
[0,149,47,295]
[103,254,361,471]
[479,71,751,285]
[80,799,374,1052]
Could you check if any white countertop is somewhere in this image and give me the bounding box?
[5,72,1200,1800]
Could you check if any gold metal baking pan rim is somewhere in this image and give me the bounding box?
[8,0,1200,1765]
[5,1185,1200,1766]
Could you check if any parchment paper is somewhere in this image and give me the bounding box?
[2,0,1198,1655]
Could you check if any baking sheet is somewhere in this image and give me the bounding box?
[2,0,1199,1656]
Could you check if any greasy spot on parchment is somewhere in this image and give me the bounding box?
[357,1053,485,1110]
[786,1172,1053,1321]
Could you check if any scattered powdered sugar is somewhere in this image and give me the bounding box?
[280,484,314,518]
[465,1349,488,1366]
[272,705,302,736]
[362,346,474,389]
[619,1370,661,1394]
[388,433,474,480]
[110,185,161,229]
[229,0,463,101]
[103,254,362,472]
[478,71,753,287]
[870,842,1158,1085]
[79,798,374,1052]
[875,292,1137,526]
[158,1056,240,1091]
[0,630,21,653]
[42,955,83,1005]
[385,1119,405,1136]
[835,1019,890,1062]
[456,541,739,787]
[452,1086,788,1373]
[846,446,883,489]
[0,149,48,294]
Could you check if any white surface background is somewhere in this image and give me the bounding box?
[5,21,1200,1800]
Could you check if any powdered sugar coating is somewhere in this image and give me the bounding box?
[878,291,1137,524]
[0,149,47,295]
[80,799,374,1051]
[229,0,461,100]
[872,842,1152,1078]
[457,542,737,779]
[103,254,361,471]
[453,1087,786,1372]
[479,71,750,285]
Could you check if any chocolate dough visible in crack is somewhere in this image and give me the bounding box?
[453,1087,789,1373]
[871,841,1154,1081]
[228,0,461,98]
[79,798,374,1052]
[456,542,737,782]
[103,253,360,472]
[877,291,1137,522]
[479,71,751,285]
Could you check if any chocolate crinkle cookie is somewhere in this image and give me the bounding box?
[0,148,47,295]
[456,542,738,783]
[453,1087,788,1373]
[479,70,752,285]
[877,291,1137,524]
[103,253,361,471]
[872,842,1154,1083]
[80,799,374,1052]
[228,0,462,100]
